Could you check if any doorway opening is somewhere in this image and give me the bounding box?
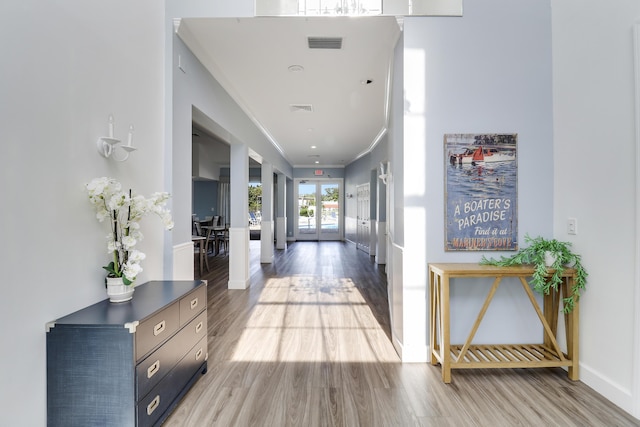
[295,179,343,241]
[249,182,262,240]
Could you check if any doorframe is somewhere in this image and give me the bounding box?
[356,182,371,253]
[293,178,344,241]
[632,21,640,419]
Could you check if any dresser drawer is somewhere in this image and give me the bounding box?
[136,337,180,402]
[137,337,208,427]
[179,284,207,326]
[136,310,207,400]
[135,301,180,361]
[175,310,207,353]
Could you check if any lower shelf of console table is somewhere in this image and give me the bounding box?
[46,280,208,427]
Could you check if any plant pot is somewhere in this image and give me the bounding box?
[106,276,135,303]
[544,251,557,267]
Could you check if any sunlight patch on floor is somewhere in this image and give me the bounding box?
[231,275,399,363]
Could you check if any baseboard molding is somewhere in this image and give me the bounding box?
[228,278,250,290]
[391,332,403,360]
[580,362,637,418]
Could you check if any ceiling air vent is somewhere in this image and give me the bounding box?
[289,104,313,113]
[307,37,343,49]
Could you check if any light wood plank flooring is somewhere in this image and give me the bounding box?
[165,241,639,426]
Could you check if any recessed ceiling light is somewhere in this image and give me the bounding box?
[315,161,319,164]
[288,65,304,72]
[311,145,317,149]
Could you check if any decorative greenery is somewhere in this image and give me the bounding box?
[248,184,262,214]
[86,177,174,285]
[299,206,313,217]
[480,234,587,313]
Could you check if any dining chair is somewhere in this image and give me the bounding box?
[216,227,229,254]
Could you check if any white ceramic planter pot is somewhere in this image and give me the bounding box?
[106,276,135,302]
[544,251,557,267]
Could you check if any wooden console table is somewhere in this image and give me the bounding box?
[428,263,579,383]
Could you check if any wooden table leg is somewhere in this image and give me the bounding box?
[429,270,438,365]
[564,278,580,380]
[441,274,451,383]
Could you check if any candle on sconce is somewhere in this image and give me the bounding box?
[108,114,114,138]
[127,125,134,146]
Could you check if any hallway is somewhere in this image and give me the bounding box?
[165,241,640,426]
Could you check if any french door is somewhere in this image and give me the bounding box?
[295,179,343,241]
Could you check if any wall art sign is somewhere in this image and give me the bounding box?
[444,133,518,251]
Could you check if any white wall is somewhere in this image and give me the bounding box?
[398,0,555,359]
[171,32,292,249]
[0,1,165,425]
[551,0,640,417]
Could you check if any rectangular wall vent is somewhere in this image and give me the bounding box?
[307,37,343,49]
[289,104,313,113]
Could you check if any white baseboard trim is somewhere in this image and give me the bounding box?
[580,362,637,418]
[390,334,428,363]
[228,278,250,290]
[400,343,429,363]
[391,332,403,360]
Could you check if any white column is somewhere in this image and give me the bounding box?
[400,47,428,362]
[260,161,274,263]
[276,172,287,249]
[228,142,250,290]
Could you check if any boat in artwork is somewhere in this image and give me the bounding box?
[449,145,516,165]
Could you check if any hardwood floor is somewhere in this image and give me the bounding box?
[164,241,639,426]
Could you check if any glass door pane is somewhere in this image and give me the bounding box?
[297,182,317,236]
[320,182,339,238]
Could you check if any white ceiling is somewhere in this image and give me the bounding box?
[177,16,401,168]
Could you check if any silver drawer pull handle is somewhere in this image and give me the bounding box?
[195,348,203,361]
[190,297,198,310]
[147,360,160,379]
[195,321,203,334]
[153,320,166,336]
[147,395,160,416]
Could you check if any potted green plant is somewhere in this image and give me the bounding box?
[480,234,587,313]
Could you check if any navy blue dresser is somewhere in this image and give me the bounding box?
[46,280,208,427]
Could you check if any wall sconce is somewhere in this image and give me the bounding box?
[96,114,137,161]
[346,193,354,199]
[379,161,391,185]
